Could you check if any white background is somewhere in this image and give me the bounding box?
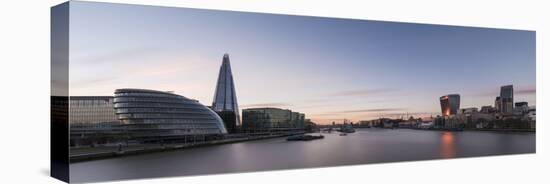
[0,0,548,183]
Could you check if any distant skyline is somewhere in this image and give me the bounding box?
[67,1,535,124]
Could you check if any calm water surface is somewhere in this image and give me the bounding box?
[70,129,535,183]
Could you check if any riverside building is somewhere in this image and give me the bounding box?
[69,89,228,146]
[113,88,227,143]
[440,94,460,116]
[212,54,241,133]
[242,107,305,132]
[69,96,123,146]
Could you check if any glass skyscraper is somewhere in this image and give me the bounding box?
[440,94,460,116]
[212,54,240,133]
[498,85,514,114]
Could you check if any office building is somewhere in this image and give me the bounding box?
[212,53,240,133]
[69,96,120,126]
[440,94,460,116]
[495,96,502,112]
[458,107,478,114]
[515,102,529,113]
[242,108,305,131]
[69,96,123,146]
[480,106,496,114]
[113,88,227,142]
[499,85,514,113]
[456,107,493,129]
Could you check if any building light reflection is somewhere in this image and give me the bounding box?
[439,132,456,158]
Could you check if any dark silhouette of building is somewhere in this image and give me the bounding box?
[495,96,502,112]
[515,101,529,113]
[212,54,240,133]
[480,105,496,114]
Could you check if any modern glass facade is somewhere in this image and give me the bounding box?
[69,96,123,146]
[242,108,305,131]
[114,89,227,142]
[299,113,305,128]
[290,112,305,128]
[440,94,460,116]
[69,96,120,125]
[69,89,228,146]
[212,54,240,133]
[499,85,514,114]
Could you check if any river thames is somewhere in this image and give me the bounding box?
[70,128,535,183]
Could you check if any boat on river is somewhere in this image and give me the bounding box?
[337,123,356,133]
[287,134,324,141]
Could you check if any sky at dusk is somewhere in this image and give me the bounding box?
[67,1,536,124]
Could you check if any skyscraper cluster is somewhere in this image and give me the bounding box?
[435,84,535,130]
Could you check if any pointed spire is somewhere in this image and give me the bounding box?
[212,54,240,131]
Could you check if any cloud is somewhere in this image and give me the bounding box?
[329,88,397,97]
[366,99,396,103]
[309,108,406,118]
[516,87,536,95]
[241,103,292,108]
[72,46,159,65]
[310,113,343,117]
[378,111,440,117]
[70,77,116,88]
[470,85,536,97]
[302,99,330,103]
[335,108,405,113]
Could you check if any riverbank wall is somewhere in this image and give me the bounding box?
[70,132,302,163]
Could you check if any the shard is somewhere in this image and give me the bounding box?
[212,53,240,133]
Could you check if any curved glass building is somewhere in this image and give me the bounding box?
[69,96,123,146]
[113,89,227,142]
[440,94,460,117]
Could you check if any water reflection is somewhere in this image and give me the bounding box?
[70,129,535,183]
[439,132,456,158]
